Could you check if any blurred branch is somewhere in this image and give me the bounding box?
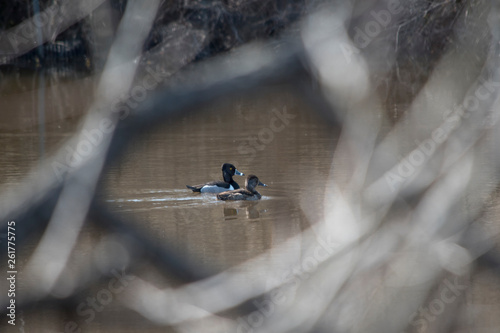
[14,0,163,301]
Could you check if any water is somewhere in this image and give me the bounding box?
[3,72,500,332]
[99,89,337,271]
[0,75,337,332]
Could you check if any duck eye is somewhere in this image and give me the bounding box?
[230,167,233,170]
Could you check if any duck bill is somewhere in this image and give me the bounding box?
[258,181,268,187]
[235,169,244,176]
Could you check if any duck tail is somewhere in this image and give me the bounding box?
[186,185,202,192]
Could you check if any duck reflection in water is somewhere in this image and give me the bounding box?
[223,202,261,220]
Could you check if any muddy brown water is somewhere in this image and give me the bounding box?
[0,73,338,332]
[2,72,500,333]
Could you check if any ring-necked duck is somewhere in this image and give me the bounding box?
[186,163,244,193]
[217,174,267,201]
